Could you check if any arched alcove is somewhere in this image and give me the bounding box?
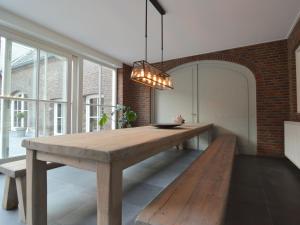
[154,60,257,155]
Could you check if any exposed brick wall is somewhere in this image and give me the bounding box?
[117,64,152,126]
[288,18,300,121]
[118,40,289,157]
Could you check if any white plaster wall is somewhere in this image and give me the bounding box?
[155,60,257,154]
[284,121,300,169]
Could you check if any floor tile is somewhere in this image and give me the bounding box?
[123,182,162,207]
[225,201,273,225]
[1,152,300,225]
[228,184,266,205]
[268,205,300,225]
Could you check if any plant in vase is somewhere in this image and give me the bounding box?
[98,104,137,129]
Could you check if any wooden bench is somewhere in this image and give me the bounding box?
[0,159,63,223]
[136,134,236,225]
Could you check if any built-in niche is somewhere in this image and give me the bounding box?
[154,60,257,155]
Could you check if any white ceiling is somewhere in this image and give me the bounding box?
[0,0,299,64]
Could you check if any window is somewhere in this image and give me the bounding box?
[0,36,70,160]
[38,51,68,137]
[86,95,99,132]
[82,59,116,132]
[0,30,117,162]
[54,103,65,135]
[11,92,28,129]
[85,94,106,132]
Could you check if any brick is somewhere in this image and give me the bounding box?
[117,25,300,157]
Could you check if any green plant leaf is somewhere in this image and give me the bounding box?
[116,104,125,112]
[98,113,109,128]
[126,110,137,123]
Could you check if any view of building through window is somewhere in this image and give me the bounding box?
[0,36,116,161]
[82,59,115,132]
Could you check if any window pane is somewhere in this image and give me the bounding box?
[8,42,37,99]
[83,102,99,133]
[57,104,62,117]
[89,118,98,132]
[83,59,99,97]
[101,67,114,106]
[0,99,36,159]
[90,103,97,117]
[57,118,62,134]
[39,51,67,101]
[90,98,98,105]
[82,59,115,132]
[39,102,67,136]
[82,104,113,133]
[102,106,113,130]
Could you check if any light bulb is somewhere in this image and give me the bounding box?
[141,69,144,77]
[131,71,135,78]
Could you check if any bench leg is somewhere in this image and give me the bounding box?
[16,176,26,223]
[2,176,18,210]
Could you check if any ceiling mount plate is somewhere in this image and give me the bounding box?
[149,0,166,15]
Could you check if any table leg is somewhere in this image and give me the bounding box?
[26,149,47,225]
[97,162,122,225]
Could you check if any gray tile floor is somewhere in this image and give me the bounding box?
[0,148,202,225]
[225,156,300,225]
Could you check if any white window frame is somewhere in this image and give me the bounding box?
[10,92,28,130]
[0,25,118,163]
[85,94,100,132]
[54,102,65,135]
[81,59,117,133]
[0,35,72,162]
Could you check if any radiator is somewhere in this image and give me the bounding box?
[284,121,300,169]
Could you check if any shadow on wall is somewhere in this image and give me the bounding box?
[213,126,256,155]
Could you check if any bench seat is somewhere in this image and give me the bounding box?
[136,134,236,225]
[0,159,63,223]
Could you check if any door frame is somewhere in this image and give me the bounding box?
[152,60,257,154]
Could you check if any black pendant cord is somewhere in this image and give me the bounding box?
[161,14,164,70]
[145,0,148,62]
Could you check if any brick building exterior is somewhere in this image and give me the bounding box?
[0,53,114,136]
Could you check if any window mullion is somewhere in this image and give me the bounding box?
[77,57,83,133]
[0,38,12,158]
[35,50,40,137]
[66,56,72,134]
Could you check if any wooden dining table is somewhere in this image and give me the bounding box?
[22,123,213,225]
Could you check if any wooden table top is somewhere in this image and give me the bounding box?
[22,123,212,163]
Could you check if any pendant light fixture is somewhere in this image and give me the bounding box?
[131,0,174,90]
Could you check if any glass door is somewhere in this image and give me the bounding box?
[82,59,116,132]
[0,36,70,162]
